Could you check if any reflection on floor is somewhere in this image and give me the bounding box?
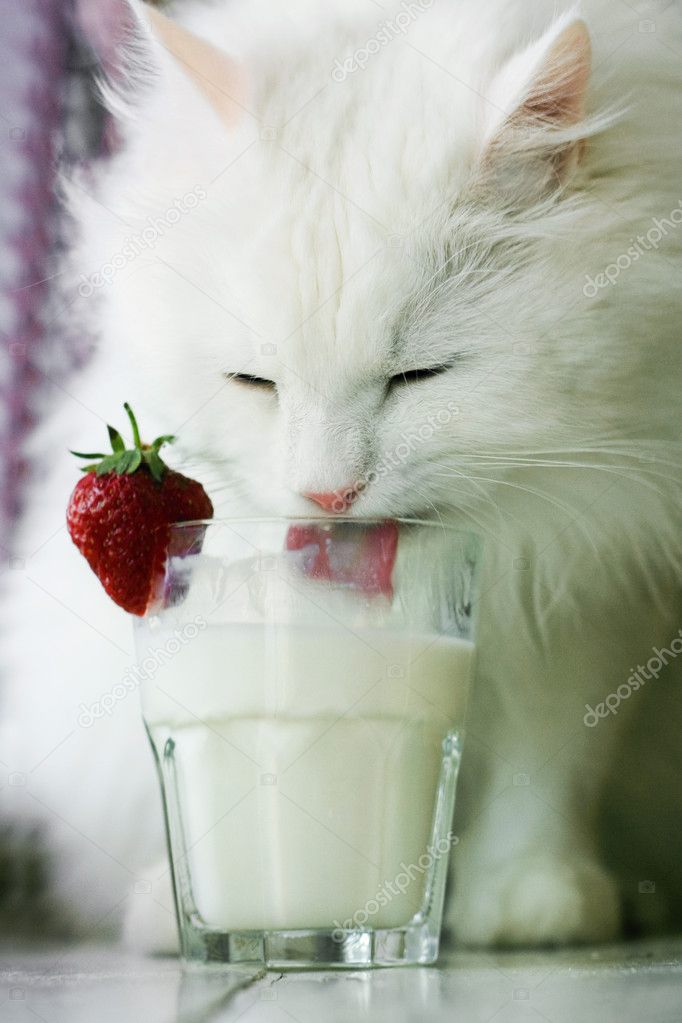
[1,939,681,1023]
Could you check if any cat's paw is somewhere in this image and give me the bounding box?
[121,865,179,954]
[449,852,621,947]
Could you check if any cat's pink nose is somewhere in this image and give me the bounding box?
[304,487,358,513]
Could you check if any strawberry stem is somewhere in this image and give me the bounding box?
[71,403,174,483]
[124,402,143,450]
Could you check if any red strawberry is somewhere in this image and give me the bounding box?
[67,403,213,615]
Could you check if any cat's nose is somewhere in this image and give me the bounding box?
[303,486,358,513]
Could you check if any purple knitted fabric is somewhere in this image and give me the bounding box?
[0,1,67,557]
[0,0,148,558]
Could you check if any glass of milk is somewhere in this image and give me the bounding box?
[134,518,481,968]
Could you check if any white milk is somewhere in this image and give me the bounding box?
[139,622,474,932]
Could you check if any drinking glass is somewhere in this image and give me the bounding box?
[134,517,481,968]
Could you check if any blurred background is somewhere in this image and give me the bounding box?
[0,0,165,564]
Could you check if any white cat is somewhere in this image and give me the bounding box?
[2,0,682,950]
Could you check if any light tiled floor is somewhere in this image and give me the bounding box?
[1,940,681,1022]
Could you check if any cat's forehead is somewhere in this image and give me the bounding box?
[237,217,412,384]
[211,161,465,393]
[252,37,479,230]
[219,129,474,378]
[147,20,487,385]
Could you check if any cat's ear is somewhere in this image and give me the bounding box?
[76,0,139,76]
[480,16,592,198]
[140,4,245,129]
[77,0,244,129]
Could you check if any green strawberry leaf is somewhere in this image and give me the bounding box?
[126,449,142,474]
[151,434,176,452]
[108,426,125,452]
[72,404,171,481]
[116,450,135,474]
[95,454,123,476]
[148,451,165,483]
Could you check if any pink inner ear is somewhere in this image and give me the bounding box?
[145,7,246,128]
[481,18,592,188]
[519,22,592,127]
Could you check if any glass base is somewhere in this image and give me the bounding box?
[179,919,439,969]
[153,730,462,970]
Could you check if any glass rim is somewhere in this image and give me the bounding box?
[168,516,479,535]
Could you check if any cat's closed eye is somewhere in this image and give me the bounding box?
[225,366,455,393]
[225,372,276,391]
[389,363,453,388]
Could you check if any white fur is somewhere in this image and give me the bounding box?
[2,0,682,948]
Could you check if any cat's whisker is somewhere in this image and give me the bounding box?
[463,449,682,468]
[453,459,668,494]
[432,468,591,522]
[451,451,682,494]
[436,464,503,513]
[479,441,682,462]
